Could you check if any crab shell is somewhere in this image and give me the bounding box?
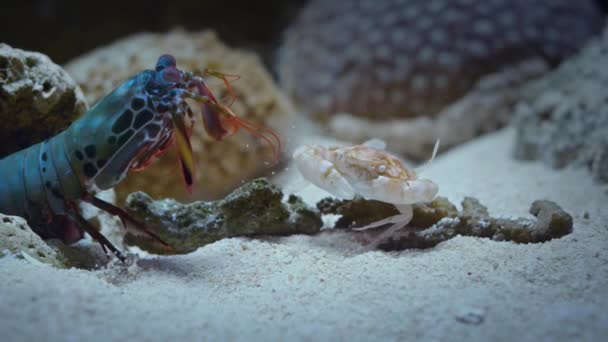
[293,144,438,204]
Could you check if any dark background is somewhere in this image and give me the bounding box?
[2,0,608,68]
[1,0,307,66]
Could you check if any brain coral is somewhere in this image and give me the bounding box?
[279,0,604,119]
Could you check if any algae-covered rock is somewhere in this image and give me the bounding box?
[219,178,290,235]
[0,43,88,157]
[317,196,458,229]
[388,198,572,250]
[492,200,573,243]
[319,196,573,251]
[286,194,324,235]
[0,214,65,267]
[317,196,399,229]
[411,197,459,227]
[529,200,573,238]
[125,178,322,254]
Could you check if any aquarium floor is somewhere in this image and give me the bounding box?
[1,128,607,341]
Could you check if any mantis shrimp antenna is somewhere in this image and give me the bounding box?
[227,115,281,164]
[212,101,283,166]
[192,68,241,107]
[203,68,241,107]
[186,68,283,166]
[187,92,283,166]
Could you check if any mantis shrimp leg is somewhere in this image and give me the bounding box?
[81,193,171,252]
[69,206,126,261]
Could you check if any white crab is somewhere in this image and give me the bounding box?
[292,139,439,246]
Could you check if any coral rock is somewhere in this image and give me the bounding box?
[65,30,296,201]
[319,196,573,250]
[513,25,608,183]
[0,43,88,157]
[124,178,322,254]
[0,213,65,267]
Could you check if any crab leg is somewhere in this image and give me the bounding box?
[353,204,414,248]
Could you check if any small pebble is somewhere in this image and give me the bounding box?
[455,307,485,325]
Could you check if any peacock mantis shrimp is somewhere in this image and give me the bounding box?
[0,55,280,261]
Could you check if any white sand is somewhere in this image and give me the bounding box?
[1,128,607,341]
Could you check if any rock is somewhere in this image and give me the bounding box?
[318,196,458,230]
[525,200,574,242]
[513,25,608,183]
[329,60,549,159]
[124,178,322,254]
[279,0,603,159]
[45,239,110,270]
[65,30,297,202]
[317,196,400,229]
[0,190,122,270]
[279,0,602,119]
[219,179,321,236]
[0,43,88,157]
[319,196,573,251]
[0,213,65,267]
[455,307,486,325]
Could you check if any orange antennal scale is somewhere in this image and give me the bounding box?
[204,68,241,107]
[217,103,282,166]
[230,116,282,166]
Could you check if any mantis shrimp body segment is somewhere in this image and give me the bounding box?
[0,55,281,260]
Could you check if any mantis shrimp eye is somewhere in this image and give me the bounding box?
[162,68,181,83]
[155,54,177,71]
[154,55,181,83]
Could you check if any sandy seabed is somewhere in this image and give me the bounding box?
[1,128,607,341]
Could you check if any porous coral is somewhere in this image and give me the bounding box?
[0,44,88,157]
[0,214,65,267]
[65,30,296,201]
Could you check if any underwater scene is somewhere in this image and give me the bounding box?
[1,0,607,340]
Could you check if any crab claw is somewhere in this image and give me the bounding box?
[172,113,195,193]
